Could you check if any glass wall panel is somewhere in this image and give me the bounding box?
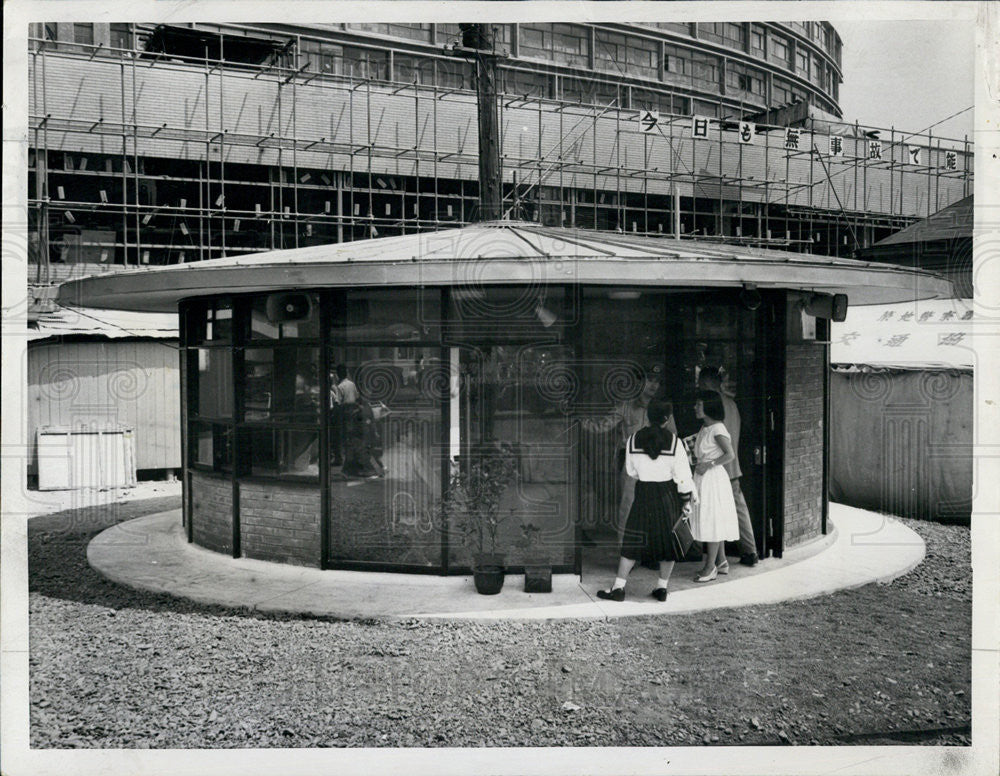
[331,287,441,343]
[250,292,320,340]
[193,348,233,418]
[446,344,577,570]
[245,428,320,479]
[446,286,567,344]
[575,290,668,542]
[187,299,233,344]
[191,421,233,471]
[327,345,444,567]
[244,347,321,422]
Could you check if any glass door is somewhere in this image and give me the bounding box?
[447,343,578,571]
[664,293,769,557]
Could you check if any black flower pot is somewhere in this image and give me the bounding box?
[473,565,505,595]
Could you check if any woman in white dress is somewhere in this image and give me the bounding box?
[691,390,739,582]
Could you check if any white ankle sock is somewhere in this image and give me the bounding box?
[612,577,627,590]
[656,578,669,589]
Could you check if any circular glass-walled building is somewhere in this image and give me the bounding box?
[59,223,951,575]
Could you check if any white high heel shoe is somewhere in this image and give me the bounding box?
[694,567,719,583]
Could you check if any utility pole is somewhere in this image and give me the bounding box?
[454,24,504,221]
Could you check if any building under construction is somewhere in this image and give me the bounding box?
[29,21,973,289]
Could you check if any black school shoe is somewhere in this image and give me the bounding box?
[650,587,668,602]
[740,552,759,567]
[596,587,625,602]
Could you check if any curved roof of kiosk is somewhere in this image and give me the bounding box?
[58,222,954,313]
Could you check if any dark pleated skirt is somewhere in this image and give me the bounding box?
[620,480,684,564]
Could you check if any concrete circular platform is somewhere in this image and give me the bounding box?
[86,503,925,620]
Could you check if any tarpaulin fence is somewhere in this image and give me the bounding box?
[830,368,972,525]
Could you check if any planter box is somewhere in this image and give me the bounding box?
[523,564,552,593]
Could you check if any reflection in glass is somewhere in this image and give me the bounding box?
[331,288,441,343]
[195,349,233,418]
[244,348,320,422]
[246,428,320,479]
[448,345,577,570]
[446,286,566,343]
[188,299,232,343]
[328,346,443,567]
[191,421,232,471]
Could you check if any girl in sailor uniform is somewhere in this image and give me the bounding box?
[690,390,740,582]
[597,400,697,602]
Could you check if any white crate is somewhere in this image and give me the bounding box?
[36,426,136,491]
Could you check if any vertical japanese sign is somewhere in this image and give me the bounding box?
[907,146,922,165]
[828,135,844,156]
[691,115,710,138]
[868,140,883,161]
[945,151,958,170]
[738,121,755,144]
[784,128,800,150]
[638,110,659,133]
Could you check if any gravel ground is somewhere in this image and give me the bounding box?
[27,501,971,748]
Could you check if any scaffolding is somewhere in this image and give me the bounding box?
[28,33,973,283]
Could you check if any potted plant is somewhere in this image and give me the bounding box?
[440,442,519,595]
[518,521,552,594]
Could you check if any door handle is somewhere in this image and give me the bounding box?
[754,446,763,465]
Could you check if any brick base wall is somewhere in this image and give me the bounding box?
[190,471,233,555]
[240,481,322,568]
[783,343,825,548]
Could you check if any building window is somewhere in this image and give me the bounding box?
[625,36,658,78]
[109,23,132,50]
[342,46,389,81]
[749,25,765,56]
[663,44,692,78]
[811,58,825,88]
[796,49,809,78]
[772,77,793,106]
[595,29,657,79]
[521,23,590,68]
[300,39,343,77]
[345,23,432,43]
[500,67,552,99]
[724,23,746,48]
[698,23,745,49]
[73,23,94,45]
[631,88,673,114]
[562,76,619,107]
[651,22,691,36]
[436,59,472,91]
[768,34,789,67]
[728,63,766,98]
[393,54,432,85]
[690,51,719,87]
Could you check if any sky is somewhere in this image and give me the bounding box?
[835,19,976,141]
